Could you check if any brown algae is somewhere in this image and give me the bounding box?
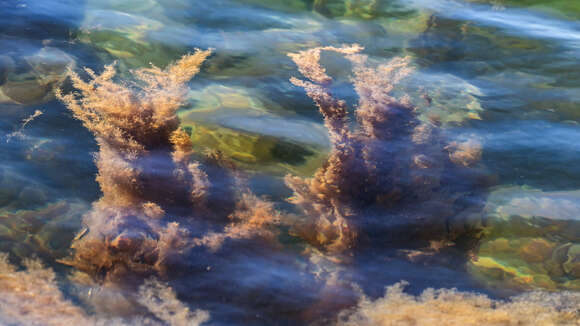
[0,43,574,325]
[56,51,280,283]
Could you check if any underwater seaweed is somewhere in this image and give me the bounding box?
[0,253,93,326]
[337,281,580,326]
[313,0,381,19]
[193,191,281,252]
[0,253,209,326]
[286,45,485,256]
[138,278,210,326]
[56,51,279,283]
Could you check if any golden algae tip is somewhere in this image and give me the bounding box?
[0,253,209,325]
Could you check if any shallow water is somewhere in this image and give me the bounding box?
[1,0,580,325]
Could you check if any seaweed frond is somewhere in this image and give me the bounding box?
[287,45,484,256]
[138,278,210,326]
[194,191,281,252]
[57,50,281,282]
[0,253,209,325]
[446,138,483,168]
[337,282,580,326]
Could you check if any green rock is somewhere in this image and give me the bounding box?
[1,80,49,105]
[0,201,87,260]
[77,9,173,67]
[466,0,580,20]
[313,0,383,19]
[469,186,580,290]
[180,85,329,176]
[403,72,484,125]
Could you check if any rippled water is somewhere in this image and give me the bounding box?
[1,0,580,324]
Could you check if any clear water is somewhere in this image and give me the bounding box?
[1,0,580,324]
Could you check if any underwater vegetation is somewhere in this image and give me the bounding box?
[337,281,580,326]
[2,250,579,326]
[0,37,578,324]
[55,50,280,284]
[313,0,385,19]
[0,253,209,326]
[285,44,485,257]
[0,201,87,262]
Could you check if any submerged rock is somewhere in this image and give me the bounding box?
[77,9,173,68]
[406,72,485,125]
[468,186,580,290]
[0,47,75,105]
[0,200,88,261]
[180,85,329,175]
[0,166,46,210]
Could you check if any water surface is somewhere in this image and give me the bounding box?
[1,0,580,324]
